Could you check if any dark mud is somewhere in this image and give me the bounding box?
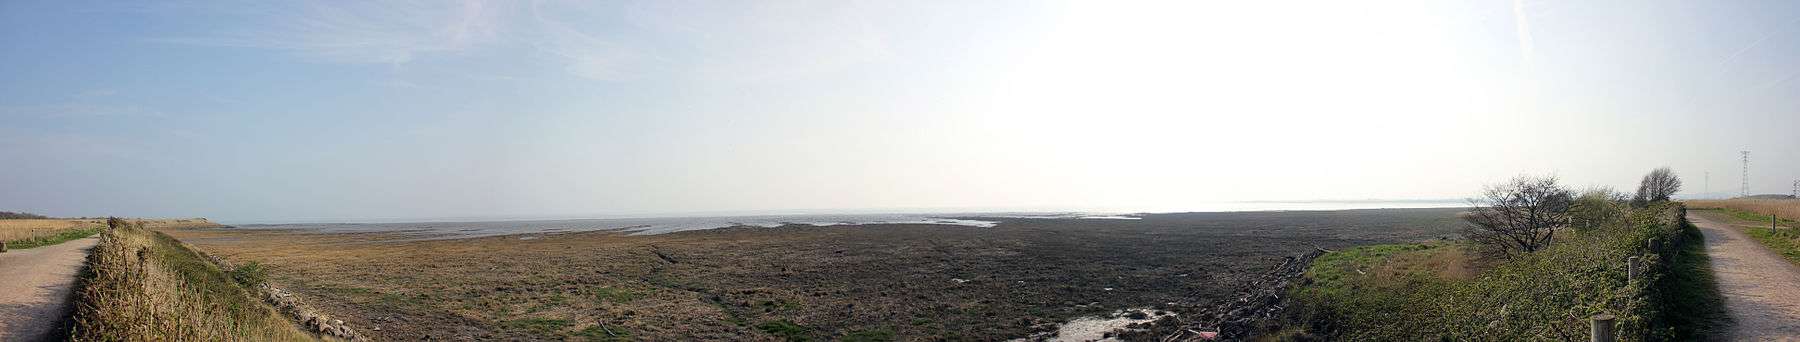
[168,208,1462,341]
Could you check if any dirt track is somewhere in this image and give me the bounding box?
[1691,213,1800,340]
[0,236,96,342]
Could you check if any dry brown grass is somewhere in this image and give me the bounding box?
[1686,199,1800,220]
[0,219,104,243]
[0,218,217,244]
[68,222,315,341]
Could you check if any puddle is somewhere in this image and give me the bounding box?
[1014,308,1174,342]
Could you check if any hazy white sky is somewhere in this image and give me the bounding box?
[2,0,1798,222]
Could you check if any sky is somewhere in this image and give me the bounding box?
[2,0,1799,222]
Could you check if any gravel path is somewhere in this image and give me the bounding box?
[0,236,97,342]
[1691,213,1800,340]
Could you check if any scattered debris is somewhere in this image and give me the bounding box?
[651,247,679,264]
[1165,248,1325,341]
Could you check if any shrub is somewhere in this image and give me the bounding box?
[1572,187,1630,231]
[1462,175,1574,259]
[232,261,269,288]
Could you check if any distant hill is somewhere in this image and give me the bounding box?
[1741,194,1798,200]
[0,211,48,219]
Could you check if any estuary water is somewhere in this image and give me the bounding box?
[226,200,1464,238]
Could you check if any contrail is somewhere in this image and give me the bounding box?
[1718,16,1800,72]
[1513,0,1534,65]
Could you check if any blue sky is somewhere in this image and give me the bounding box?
[3,1,1798,222]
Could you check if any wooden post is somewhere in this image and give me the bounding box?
[1591,314,1616,342]
[1627,256,1641,282]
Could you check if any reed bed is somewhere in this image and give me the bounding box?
[0,219,104,246]
[1686,199,1800,220]
[67,221,316,341]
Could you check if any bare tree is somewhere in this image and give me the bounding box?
[1632,167,1682,206]
[1462,175,1574,259]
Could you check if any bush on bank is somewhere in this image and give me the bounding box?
[1292,202,1704,340]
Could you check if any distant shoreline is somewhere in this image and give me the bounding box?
[217,206,1470,240]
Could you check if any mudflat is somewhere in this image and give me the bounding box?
[165,208,1462,341]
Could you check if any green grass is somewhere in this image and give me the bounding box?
[589,286,642,303]
[756,319,813,341]
[1305,243,1440,287]
[505,318,571,335]
[1743,224,1800,264]
[843,327,896,342]
[1649,222,1729,340]
[6,226,100,249]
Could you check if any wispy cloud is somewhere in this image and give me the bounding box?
[530,1,649,81]
[155,0,500,65]
[0,103,165,119]
[148,1,892,83]
[530,1,893,83]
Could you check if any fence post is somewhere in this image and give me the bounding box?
[1591,314,1616,342]
[1627,256,1641,282]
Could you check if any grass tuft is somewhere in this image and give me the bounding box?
[843,327,896,342]
[589,286,642,303]
[756,319,813,341]
[504,318,571,335]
